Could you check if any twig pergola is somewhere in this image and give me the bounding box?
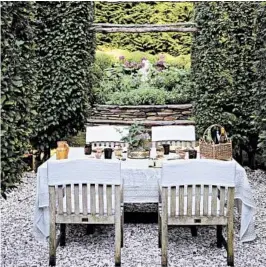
[92,23,197,33]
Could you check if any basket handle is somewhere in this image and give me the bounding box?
[202,124,228,142]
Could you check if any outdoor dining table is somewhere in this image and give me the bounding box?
[33,147,256,243]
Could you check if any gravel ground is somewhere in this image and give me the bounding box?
[1,169,266,267]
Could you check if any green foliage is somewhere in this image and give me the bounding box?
[95,2,194,56]
[119,122,150,149]
[66,131,86,147]
[91,51,114,103]
[31,2,95,153]
[107,88,166,105]
[255,3,266,161]
[93,60,192,105]
[107,88,190,106]
[97,47,191,69]
[95,51,115,70]
[191,2,262,164]
[150,67,190,91]
[1,1,37,198]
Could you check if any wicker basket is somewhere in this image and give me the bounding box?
[199,124,232,161]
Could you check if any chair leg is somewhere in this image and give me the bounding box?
[227,223,234,266]
[49,187,56,266]
[227,187,234,266]
[191,226,197,237]
[217,226,223,248]
[86,225,95,235]
[161,188,168,267]
[49,222,56,266]
[115,186,121,266]
[161,223,168,267]
[49,255,56,267]
[60,224,66,246]
[121,208,124,248]
[158,212,161,248]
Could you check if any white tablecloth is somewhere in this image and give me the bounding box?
[33,148,256,243]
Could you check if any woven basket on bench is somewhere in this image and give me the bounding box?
[199,124,232,161]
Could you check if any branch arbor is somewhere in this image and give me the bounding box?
[92,23,197,33]
[95,2,194,56]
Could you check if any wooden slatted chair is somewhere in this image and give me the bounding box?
[151,125,196,148]
[158,159,236,267]
[47,159,123,266]
[86,125,129,148]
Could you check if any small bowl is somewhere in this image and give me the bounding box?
[176,149,186,159]
[95,148,103,159]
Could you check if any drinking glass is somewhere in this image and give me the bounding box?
[104,148,113,159]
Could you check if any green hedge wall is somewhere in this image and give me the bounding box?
[255,3,266,161]
[95,2,193,56]
[31,2,95,159]
[1,2,37,198]
[191,2,262,167]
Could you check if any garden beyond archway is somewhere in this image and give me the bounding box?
[89,21,198,128]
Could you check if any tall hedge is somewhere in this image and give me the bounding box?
[1,2,37,198]
[255,3,266,161]
[191,2,261,167]
[31,2,95,159]
[95,2,193,56]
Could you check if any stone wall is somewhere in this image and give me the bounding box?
[88,104,194,126]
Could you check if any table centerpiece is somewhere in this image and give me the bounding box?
[118,122,151,159]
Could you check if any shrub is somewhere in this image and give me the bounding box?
[191,2,262,168]
[92,51,115,103]
[255,3,266,163]
[95,51,114,71]
[150,67,191,92]
[165,91,191,104]
[1,1,37,198]
[106,88,166,105]
[106,87,190,106]
[166,54,191,69]
[66,131,86,147]
[97,47,191,69]
[31,1,95,160]
[93,58,192,106]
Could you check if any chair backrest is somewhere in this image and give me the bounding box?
[161,159,236,187]
[86,125,129,148]
[161,159,236,219]
[151,125,196,148]
[47,159,121,218]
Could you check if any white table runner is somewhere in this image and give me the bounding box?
[33,148,256,243]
